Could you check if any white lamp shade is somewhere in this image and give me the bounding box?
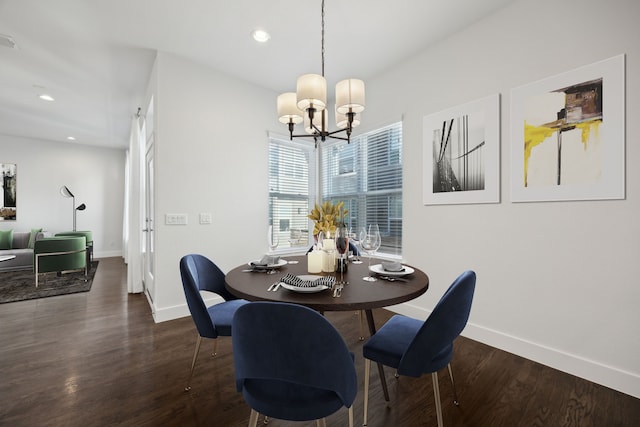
[335,78,365,114]
[335,108,361,129]
[277,92,303,124]
[296,74,327,111]
[305,109,328,134]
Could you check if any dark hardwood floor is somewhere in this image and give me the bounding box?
[1,257,639,426]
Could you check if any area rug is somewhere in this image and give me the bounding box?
[0,260,99,304]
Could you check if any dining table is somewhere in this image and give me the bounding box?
[225,254,429,400]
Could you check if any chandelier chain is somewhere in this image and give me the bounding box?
[321,0,325,77]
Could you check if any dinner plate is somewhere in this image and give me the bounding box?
[369,263,415,277]
[279,275,330,293]
[248,258,288,270]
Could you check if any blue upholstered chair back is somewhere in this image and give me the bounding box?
[398,270,476,377]
[232,302,358,421]
[179,254,237,339]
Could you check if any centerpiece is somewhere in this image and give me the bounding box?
[308,201,348,237]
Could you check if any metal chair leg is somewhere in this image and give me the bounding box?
[432,372,443,427]
[363,358,371,426]
[248,409,259,427]
[185,335,202,391]
[357,310,365,341]
[316,418,327,427]
[212,337,218,356]
[348,405,354,427]
[447,362,459,405]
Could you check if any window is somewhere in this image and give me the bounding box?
[268,123,403,256]
[268,136,316,251]
[321,122,403,256]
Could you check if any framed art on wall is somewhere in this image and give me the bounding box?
[423,94,500,205]
[510,54,625,202]
[1,163,17,220]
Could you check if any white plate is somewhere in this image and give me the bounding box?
[248,258,288,270]
[279,275,330,293]
[369,263,415,277]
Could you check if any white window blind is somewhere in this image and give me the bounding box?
[321,122,403,256]
[268,137,316,250]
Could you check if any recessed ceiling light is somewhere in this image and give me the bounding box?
[67,136,76,141]
[251,29,270,43]
[38,94,55,102]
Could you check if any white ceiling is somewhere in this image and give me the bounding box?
[0,0,515,149]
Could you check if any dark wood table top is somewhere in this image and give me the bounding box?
[225,255,429,312]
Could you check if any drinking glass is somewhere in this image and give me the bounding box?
[360,224,381,282]
[267,225,279,253]
[335,225,349,284]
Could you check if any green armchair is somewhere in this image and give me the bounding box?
[33,236,87,288]
[55,231,93,271]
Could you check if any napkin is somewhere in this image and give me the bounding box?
[251,255,280,267]
[280,273,335,288]
[381,261,405,272]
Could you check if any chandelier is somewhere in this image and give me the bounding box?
[277,0,365,146]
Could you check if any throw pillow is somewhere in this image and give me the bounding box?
[0,229,13,250]
[28,228,43,249]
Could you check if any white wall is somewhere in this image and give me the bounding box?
[364,0,639,398]
[149,52,275,321]
[0,135,125,257]
[142,0,639,398]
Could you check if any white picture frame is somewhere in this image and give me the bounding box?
[510,54,625,202]
[422,94,500,205]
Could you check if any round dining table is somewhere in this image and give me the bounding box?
[225,255,429,314]
[225,254,429,401]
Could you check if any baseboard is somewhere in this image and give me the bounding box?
[94,250,122,258]
[388,304,640,399]
[152,294,223,323]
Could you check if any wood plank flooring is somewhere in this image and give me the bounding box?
[1,257,639,426]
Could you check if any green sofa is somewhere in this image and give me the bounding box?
[33,236,87,288]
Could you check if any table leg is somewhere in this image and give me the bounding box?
[364,309,390,402]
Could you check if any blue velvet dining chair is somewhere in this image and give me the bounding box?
[362,270,476,427]
[232,301,358,427]
[179,254,248,391]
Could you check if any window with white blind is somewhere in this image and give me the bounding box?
[268,137,316,251]
[321,122,403,256]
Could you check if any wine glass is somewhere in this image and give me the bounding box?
[335,225,349,284]
[361,224,381,282]
[267,225,279,253]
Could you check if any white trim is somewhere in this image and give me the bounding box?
[151,295,223,323]
[387,303,640,399]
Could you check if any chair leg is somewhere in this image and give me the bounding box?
[248,409,259,427]
[363,358,371,426]
[185,335,203,391]
[348,405,354,427]
[212,337,218,356]
[432,372,443,427]
[357,310,365,341]
[316,418,327,427]
[447,362,459,405]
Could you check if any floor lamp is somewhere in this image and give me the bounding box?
[60,185,86,231]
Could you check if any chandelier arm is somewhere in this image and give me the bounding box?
[277,0,362,147]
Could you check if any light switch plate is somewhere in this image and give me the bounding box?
[165,213,188,225]
[199,213,212,224]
